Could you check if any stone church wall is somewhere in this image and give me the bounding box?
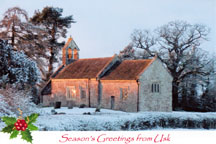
[100,80,138,112]
[138,59,173,112]
[51,79,90,107]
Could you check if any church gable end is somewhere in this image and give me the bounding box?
[138,58,172,112]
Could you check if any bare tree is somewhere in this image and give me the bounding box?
[0,7,28,48]
[131,21,211,110]
[179,48,215,111]
[119,43,135,60]
[200,56,216,111]
[131,29,156,56]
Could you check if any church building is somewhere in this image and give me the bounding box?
[41,38,173,112]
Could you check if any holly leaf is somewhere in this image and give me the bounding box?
[10,130,19,139]
[1,117,16,125]
[28,124,38,131]
[21,129,33,143]
[25,113,38,125]
[1,124,14,133]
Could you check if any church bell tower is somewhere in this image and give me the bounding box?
[62,37,80,65]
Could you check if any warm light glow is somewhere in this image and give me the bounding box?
[74,49,78,59]
[66,86,76,100]
[68,48,72,59]
[71,89,76,96]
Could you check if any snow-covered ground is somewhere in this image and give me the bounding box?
[1,107,216,131]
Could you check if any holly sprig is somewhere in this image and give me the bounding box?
[1,108,39,143]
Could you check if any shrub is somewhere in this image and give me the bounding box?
[0,88,39,117]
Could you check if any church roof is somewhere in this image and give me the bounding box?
[63,37,80,50]
[41,56,156,95]
[101,59,153,80]
[53,57,113,79]
[63,37,72,49]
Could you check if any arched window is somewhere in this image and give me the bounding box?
[73,48,78,60]
[68,48,72,59]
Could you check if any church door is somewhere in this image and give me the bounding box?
[111,96,115,109]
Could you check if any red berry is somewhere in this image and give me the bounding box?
[21,120,26,124]
[21,127,26,131]
[14,122,19,127]
[15,119,28,131]
[24,123,28,128]
[16,126,21,131]
[19,123,23,127]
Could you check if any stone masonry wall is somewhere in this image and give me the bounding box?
[89,79,99,108]
[139,59,173,112]
[51,79,91,107]
[100,80,138,112]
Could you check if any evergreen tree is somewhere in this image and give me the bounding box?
[30,6,75,81]
[0,39,40,89]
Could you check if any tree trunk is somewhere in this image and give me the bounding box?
[181,85,187,109]
[46,25,56,81]
[11,21,15,48]
[47,47,54,81]
[172,80,179,110]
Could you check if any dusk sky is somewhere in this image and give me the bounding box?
[0,0,215,58]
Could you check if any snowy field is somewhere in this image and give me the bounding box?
[1,107,216,131]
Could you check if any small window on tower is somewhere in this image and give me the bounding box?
[68,48,72,59]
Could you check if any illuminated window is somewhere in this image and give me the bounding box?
[151,83,160,93]
[68,48,72,59]
[120,87,128,100]
[66,86,76,100]
[74,48,78,59]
